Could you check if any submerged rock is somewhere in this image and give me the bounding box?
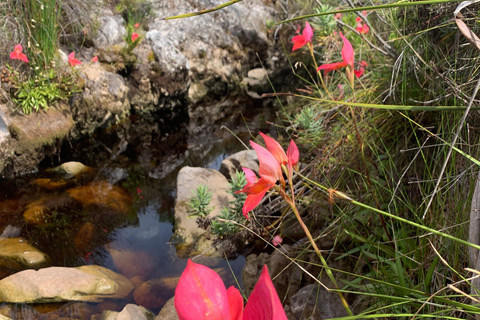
[133,277,179,310]
[23,195,75,226]
[108,249,156,279]
[31,178,70,191]
[67,181,133,214]
[47,161,93,179]
[0,237,49,272]
[173,167,234,258]
[0,265,133,303]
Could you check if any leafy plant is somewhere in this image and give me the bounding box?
[211,170,247,237]
[187,184,214,218]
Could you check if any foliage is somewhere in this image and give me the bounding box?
[123,24,142,58]
[8,65,78,114]
[187,184,214,218]
[309,4,337,37]
[115,0,153,27]
[211,170,247,237]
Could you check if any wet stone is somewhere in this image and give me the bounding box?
[0,237,49,272]
[132,277,179,310]
[23,195,75,226]
[109,249,156,279]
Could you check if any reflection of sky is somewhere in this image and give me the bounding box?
[106,199,245,290]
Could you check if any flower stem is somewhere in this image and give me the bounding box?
[275,186,353,316]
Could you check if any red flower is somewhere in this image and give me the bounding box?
[68,52,81,66]
[175,260,287,320]
[10,44,28,63]
[354,60,368,78]
[356,22,369,34]
[272,235,283,247]
[317,32,355,84]
[334,13,342,20]
[91,56,98,63]
[131,32,139,42]
[291,22,313,51]
[134,23,140,28]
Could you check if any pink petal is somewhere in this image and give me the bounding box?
[362,10,368,16]
[227,287,244,320]
[18,53,29,63]
[260,132,288,165]
[272,235,283,247]
[250,141,281,185]
[242,186,269,218]
[15,44,23,54]
[317,61,347,74]
[174,260,230,320]
[286,140,299,167]
[356,17,362,22]
[134,23,140,28]
[131,32,139,42]
[339,32,354,68]
[10,52,19,60]
[235,167,258,193]
[243,266,287,320]
[303,22,313,43]
[91,56,98,62]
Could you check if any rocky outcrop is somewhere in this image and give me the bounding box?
[173,166,234,257]
[0,265,133,303]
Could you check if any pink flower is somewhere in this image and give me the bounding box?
[272,235,283,246]
[134,23,140,28]
[131,32,139,42]
[334,13,342,20]
[68,52,81,66]
[354,60,367,78]
[317,32,355,84]
[91,56,98,63]
[175,260,287,320]
[10,44,28,63]
[291,22,313,51]
[356,22,369,34]
[362,10,368,16]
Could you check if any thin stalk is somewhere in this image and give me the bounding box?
[275,185,353,316]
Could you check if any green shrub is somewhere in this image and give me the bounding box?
[187,185,214,218]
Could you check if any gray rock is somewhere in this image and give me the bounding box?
[93,9,127,49]
[48,161,92,179]
[155,297,178,320]
[0,265,133,303]
[98,310,120,320]
[290,284,349,320]
[117,304,155,320]
[173,167,234,257]
[219,150,258,180]
[146,31,189,78]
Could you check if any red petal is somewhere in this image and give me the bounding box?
[286,140,299,167]
[18,53,29,63]
[243,266,287,320]
[242,187,269,218]
[317,61,347,74]
[10,52,18,60]
[227,286,244,320]
[14,44,23,54]
[250,141,281,185]
[291,35,307,51]
[302,22,313,43]
[260,132,288,164]
[174,260,230,320]
[340,32,354,68]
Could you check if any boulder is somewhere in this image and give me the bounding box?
[173,166,234,257]
[289,283,349,320]
[47,161,93,179]
[219,150,258,180]
[99,304,155,320]
[92,9,127,49]
[0,237,49,272]
[0,265,133,303]
[155,297,178,320]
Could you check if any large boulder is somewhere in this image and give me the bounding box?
[0,265,133,303]
[173,166,234,257]
[0,238,49,273]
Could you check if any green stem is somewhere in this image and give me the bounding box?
[275,186,353,316]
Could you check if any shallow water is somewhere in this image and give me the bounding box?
[0,105,275,318]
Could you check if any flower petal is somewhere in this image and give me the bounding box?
[303,22,313,43]
[260,132,288,164]
[340,32,354,68]
[286,140,299,167]
[242,187,269,218]
[250,141,281,185]
[243,265,287,320]
[174,260,230,320]
[317,61,347,74]
[235,167,258,193]
[227,286,243,320]
[291,35,307,51]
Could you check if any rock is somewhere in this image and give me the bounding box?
[219,150,259,180]
[289,284,349,320]
[67,181,133,214]
[109,249,156,279]
[242,252,270,295]
[74,222,96,253]
[31,178,70,191]
[0,237,49,272]
[0,265,133,303]
[242,68,270,99]
[47,161,93,179]
[23,195,75,225]
[155,297,178,320]
[72,64,130,137]
[133,277,179,310]
[99,304,155,320]
[173,167,234,257]
[92,9,127,49]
